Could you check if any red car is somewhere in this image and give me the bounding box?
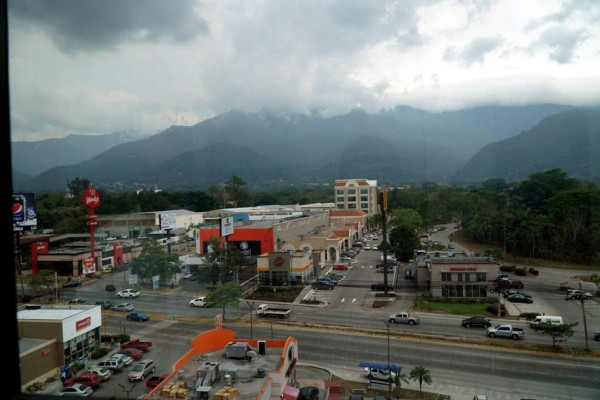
[63,373,102,389]
[119,348,144,360]
[146,373,169,389]
[332,264,348,271]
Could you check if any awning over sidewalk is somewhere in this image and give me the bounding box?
[281,385,300,400]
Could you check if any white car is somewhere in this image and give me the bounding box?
[83,367,112,381]
[117,289,140,299]
[110,353,134,367]
[189,296,211,307]
[181,272,194,279]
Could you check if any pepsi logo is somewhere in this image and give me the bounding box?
[13,202,24,218]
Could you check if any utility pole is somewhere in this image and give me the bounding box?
[384,321,391,398]
[579,281,589,352]
[380,186,389,296]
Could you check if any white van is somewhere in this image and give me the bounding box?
[531,315,563,325]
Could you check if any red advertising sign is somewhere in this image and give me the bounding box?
[82,184,101,209]
[274,256,285,266]
[83,258,95,268]
[34,241,49,254]
[76,317,92,331]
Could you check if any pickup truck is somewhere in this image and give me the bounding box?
[120,338,153,351]
[256,304,291,318]
[388,312,419,325]
[487,324,524,340]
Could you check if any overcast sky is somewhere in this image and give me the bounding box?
[8,0,600,142]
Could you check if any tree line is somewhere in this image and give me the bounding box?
[34,168,600,264]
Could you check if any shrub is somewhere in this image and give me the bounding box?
[500,265,516,272]
[116,334,130,343]
[528,267,539,276]
[90,348,109,359]
[520,312,540,321]
[487,305,506,317]
[514,268,527,276]
[20,294,33,303]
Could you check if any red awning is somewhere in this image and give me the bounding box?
[281,385,300,400]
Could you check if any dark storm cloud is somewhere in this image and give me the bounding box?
[444,36,503,65]
[9,0,207,52]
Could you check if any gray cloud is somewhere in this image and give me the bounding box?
[532,27,589,64]
[8,0,207,53]
[444,36,503,65]
[527,0,600,30]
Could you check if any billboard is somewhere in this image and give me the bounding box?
[160,212,177,230]
[220,216,234,237]
[12,192,37,231]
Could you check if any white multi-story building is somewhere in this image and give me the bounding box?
[334,179,379,216]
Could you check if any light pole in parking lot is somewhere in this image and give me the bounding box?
[118,383,137,400]
[579,281,590,352]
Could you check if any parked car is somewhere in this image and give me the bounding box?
[63,373,102,389]
[312,281,334,290]
[332,264,349,271]
[181,272,194,279]
[462,316,492,328]
[58,383,93,397]
[67,298,87,304]
[104,284,116,292]
[117,289,140,298]
[507,293,533,303]
[119,348,144,360]
[501,289,526,298]
[298,386,319,400]
[62,280,81,289]
[146,373,169,389]
[128,359,156,381]
[112,302,134,312]
[566,289,593,300]
[96,357,124,372]
[127,312,150,321]
[82,367,112,381]
[110,353,134,367]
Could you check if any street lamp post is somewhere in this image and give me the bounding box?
[384,321,391,398]
[246,301,255,339]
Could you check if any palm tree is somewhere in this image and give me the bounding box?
[409,366,432,392]
[392,371,409,399]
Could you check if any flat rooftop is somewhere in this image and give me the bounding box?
[148,346,282,400]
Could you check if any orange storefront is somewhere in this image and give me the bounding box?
[198,227,275,257]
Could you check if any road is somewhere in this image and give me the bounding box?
[75,314,600,399]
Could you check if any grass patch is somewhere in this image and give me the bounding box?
[416,301,493,316]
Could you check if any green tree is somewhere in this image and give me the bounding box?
[528,322,578,346]
[591,274,600,296]
[67,177,91,199]
[409,366,432,392]
[389,208,423,232]
[130,240,180,285]
[389,225,421,261]
[205,282,242,321]
[392,371,409,400]
[30,269,57,295]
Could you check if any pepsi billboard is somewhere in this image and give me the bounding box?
[12,192,37,231]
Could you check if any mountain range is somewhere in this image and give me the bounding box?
[11,104,600,192]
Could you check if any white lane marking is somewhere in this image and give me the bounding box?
[303,289,316,300]
[352,298,357,303]
[341,298,346,302]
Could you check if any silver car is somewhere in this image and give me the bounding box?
[58,383,93,397]
[112,302,134,312]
